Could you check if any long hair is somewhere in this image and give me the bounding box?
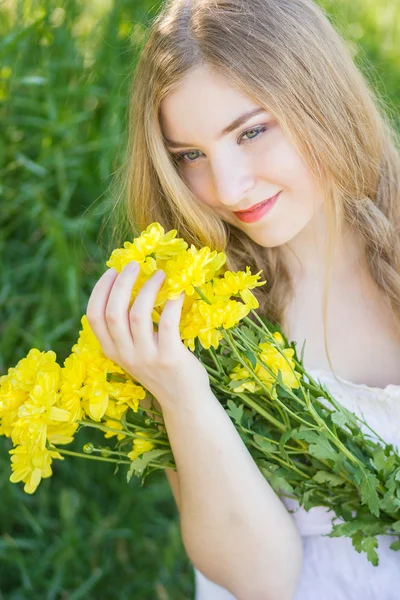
[109,0,400,369]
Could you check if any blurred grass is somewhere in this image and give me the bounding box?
[0,0,399,598]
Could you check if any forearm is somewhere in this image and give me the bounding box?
[159,386,302,600]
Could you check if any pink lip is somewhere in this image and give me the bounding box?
[234,192,281,223]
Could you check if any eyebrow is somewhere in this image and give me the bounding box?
[164,107,266,149]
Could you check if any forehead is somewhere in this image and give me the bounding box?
[160,65,262,143]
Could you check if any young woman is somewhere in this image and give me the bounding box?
[86,0,400,598]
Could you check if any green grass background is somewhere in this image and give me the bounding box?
[0,0,399,598]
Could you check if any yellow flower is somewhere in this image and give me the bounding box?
[127,432,155,461]
[157,245,227,301]
[180,298,251,351]
[106,222,188,274]
[212,267,266,308]
[103,400,128,440]
[6,349,60,394]
[229,340,299,398]
[229,365,260,393]
[80,375,111,422]
[9,443,63,494]
[0,375,27,437]
[47,422,78,445]
[60,353,86,422]
[72,315,103,356]
[13,371,70,449]
[108,379,146,412]
[272,331,285,346]
[259,342,299,389]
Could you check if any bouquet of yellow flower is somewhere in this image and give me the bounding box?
[1,222,400,566]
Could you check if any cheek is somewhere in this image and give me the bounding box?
[256,136,305,184]
[179,167,218,208]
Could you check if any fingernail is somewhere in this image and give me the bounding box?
[125,261,139,273]
[154,270,166,282]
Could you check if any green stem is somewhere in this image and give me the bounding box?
[246,440,309,479]
[77,419,170,447]
[229,317,381,494]
[206,346,225,376]
[233,325,308,408]
[137,406,164,418]
[238,426,314,460]
[78,420,135,438]
[56,448,131,464]
[193,286,212,304]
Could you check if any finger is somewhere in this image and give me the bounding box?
[86,268,119,355]
[105,262,141,353]
[129,269,166,350]
[157,292,185,358]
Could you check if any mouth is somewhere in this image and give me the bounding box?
[233,191,281,223]
[233,192,281,215]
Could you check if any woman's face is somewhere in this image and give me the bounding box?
[160,65,325,248]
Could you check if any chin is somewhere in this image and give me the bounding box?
[243,229,294,249]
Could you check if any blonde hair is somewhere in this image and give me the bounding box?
[109,0,400,369]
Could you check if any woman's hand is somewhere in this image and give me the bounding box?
[85,261,211,408]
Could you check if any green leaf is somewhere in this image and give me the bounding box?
[370,446,397,479]
[308,438,338,462]
[362,537,379,567]
[279,428,294,460]
[243,349,257,369]
[346,438,371,465]
[301,489,316,510]
[331,520,364,538]
[260,463,294,495]
[331,406,358,429]
[351,531,364,552]
[228,379,248,390]
[359,470,381,517]
[381,494,400,513]
[384,455,399,478]
[330,411,349,429]
[348,466,362,487]
[370,446,386,473]
[223,357,241,371]
[293,428,320,444]
[312,471,346,486]
[389,539,400,552]
[351,533,379,566]
[126,449,167,483]
[240,325,259,345]
[280,428,294,446]
[226,400,244,425]
[392,521,400,533]
[253,434,277,453]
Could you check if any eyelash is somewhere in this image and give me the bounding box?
[172,125,268,166]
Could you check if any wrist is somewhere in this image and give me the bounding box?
[157,382,215,414]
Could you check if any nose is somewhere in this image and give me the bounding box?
[213,153,256,209]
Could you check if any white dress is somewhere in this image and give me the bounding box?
[194,368,400,600]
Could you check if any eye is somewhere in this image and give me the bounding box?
[172,124,268,166]
[174,149,202,164]
[241,125,268,142]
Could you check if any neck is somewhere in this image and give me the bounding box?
[280,204,367,284]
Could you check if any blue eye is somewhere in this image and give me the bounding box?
[173,124,268,165]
